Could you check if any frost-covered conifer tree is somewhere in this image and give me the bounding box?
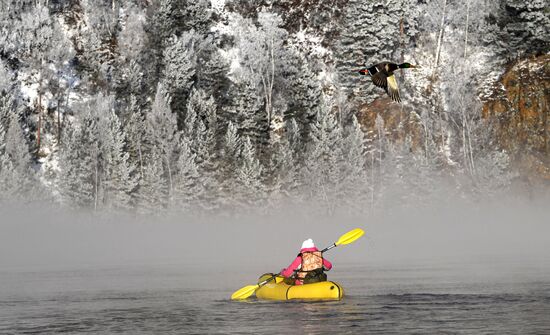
[0,60,11,94]
[269,118,303,202]
[185,89,220,205]
[147,84,179,202]
[498,0,550,56]
[186,89,217,135]
[124,97,147,180]
[100,111,138,211]
[182,88,221,210]
[5,114,32,178]
[162,33,197,128]
[113,3,149,101]
[137,150,168,214]
[79,0,119,90]
[180,0,214,35]
[0,114,35,201]
[58,114,99,209]
[0,121,17,201]
[229,80,268,151]
[341,116,368,210]
[172,135,201,212]
[285,56,322,143]
[237,136,266,209]
[194,119,221,211]
[304,103,344,213]
[219,121,241,205]
[151,0,213,44]
[195,37,231,111]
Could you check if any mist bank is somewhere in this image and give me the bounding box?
[1,194,549,274]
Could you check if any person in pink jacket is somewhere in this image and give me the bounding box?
[280,238,333,285]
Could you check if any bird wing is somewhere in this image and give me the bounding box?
[386,74,401,102]
[371,72,388,91]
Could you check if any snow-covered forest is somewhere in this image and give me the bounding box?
[0,0,548,215]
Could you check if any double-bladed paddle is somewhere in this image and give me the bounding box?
[230,228,365,300]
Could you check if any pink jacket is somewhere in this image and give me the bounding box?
[280,247,332,278]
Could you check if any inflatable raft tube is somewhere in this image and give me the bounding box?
[255,274,344,300]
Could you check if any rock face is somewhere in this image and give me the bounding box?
[482,55,550,183]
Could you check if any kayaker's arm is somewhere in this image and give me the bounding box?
[280,255,302,277]
[323,258,332,271]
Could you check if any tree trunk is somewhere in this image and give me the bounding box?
[464,0,470,58]
[94,156,99,211]
[433,0,447,78]
[269,37,275,129]
[37,89,42,154]
[400,16,405,63]
[57,96,62,144]
[166,156,173,204]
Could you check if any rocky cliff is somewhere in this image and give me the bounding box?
[482,55,550,184]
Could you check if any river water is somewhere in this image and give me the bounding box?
[1,260,549,334]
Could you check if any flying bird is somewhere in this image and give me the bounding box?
[357,62,416,102]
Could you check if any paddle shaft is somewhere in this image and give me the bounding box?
[321,243,336,253]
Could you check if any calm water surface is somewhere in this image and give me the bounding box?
[1,261,550,334]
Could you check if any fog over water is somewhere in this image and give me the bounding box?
[1,195,549,274]
[2,197,550,334]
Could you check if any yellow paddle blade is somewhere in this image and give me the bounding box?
[335,228,365,246]
[231,284,259,300]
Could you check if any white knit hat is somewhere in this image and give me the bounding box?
[301,238,315,249]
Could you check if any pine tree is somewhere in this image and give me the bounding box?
[5,114,31,178]
[269,118,303,202]
[114,3,149,101]
[180,0,214,35]
[219,121,241,206]
[0,60,11,93]
[150,0,213,43]
[0,117,21,201]
[186,88,217,134]
[237,136,266,209]
[498,0,550,56]
[147,84,179,203]
[182,88,221,210]
[100,111,138,211]
[137,150,168,214]
[193,118,221,211]
[304,103,344,213]
[172,135,201,212]
[161,32,197,128]
[58,114,99,209]
[123,96,147,181]
[195,41,231,107]
[341,116,368,211]
[226,80,268,152]
[285,55,322,143]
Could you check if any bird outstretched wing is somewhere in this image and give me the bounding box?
[386,74,401,102]
[371,72,388,91]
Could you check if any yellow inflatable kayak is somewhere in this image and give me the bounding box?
[255,274,344,300]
